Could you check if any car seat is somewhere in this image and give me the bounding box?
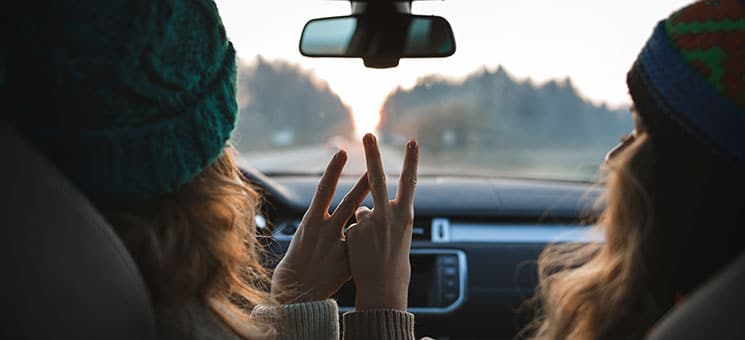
[647,251,745,339]
[0,120,156,339]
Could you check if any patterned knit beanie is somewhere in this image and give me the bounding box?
[12,0,238,201]
[628,0,745,171]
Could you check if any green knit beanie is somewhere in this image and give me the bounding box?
[14,0,238,201]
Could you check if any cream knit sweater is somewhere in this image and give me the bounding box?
[253,299,415,340]
[160,299,415,339]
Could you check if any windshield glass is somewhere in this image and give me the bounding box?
[215,0,689,181]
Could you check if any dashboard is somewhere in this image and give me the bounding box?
[244,168,603,339]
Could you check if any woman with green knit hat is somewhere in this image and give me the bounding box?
[523,1,745,338]
[9,0,418,339]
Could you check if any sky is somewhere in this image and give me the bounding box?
[215,0,691,134]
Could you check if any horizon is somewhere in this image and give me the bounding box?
[240,55,627,109]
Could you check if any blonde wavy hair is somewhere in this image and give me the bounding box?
[99,146,277,339]
[523,129,745,339]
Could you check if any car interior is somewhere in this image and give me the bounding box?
[2,0,745,339]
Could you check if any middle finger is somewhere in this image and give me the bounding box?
[363,133,389,210]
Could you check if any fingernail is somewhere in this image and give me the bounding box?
[363,133,374,146]
[334,149,347,160]
[408,139,418,151]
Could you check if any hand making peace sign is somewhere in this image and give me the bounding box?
[271,133,418,311]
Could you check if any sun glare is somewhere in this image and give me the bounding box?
[352,109,381,137]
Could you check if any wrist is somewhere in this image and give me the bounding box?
[272,285,322,305]
[354,288,408,311]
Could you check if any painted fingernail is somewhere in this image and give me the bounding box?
[363,133,374,146]
[408,139,418,151]
[334,149,346,161]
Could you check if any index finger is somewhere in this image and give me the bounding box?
[395,139,419,207]
[363,133,389,210]
[308,150,347,218]
[329,173,370,229]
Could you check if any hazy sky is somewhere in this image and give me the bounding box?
[215,0,691,133]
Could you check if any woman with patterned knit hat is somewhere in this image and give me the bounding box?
[6,0,418,339]
[523,1,745,339]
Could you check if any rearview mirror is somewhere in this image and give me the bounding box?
[300,13,456,67]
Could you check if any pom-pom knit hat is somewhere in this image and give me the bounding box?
[12,0,238,201]
[628,0,745,171]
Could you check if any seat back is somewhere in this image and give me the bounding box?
[647,251,745,340]
[0,121,157,339]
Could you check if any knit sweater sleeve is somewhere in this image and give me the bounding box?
[251,300,416,340]
[342,309,416,340]
[251,299,340,340]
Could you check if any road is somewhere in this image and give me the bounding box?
[239,138,603,181]
[239,137,406,176]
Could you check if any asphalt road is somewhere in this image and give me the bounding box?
[239,137,406,176]
[239,138,603,181]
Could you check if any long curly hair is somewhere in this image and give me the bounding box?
[99,146,277,339]
[523,113,745,339]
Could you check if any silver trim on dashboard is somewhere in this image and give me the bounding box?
[273,219,602,244]
[446,220,604,243]
[338,249,468,315]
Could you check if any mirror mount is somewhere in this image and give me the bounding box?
[350,1,412,15]
[351,1,411,68]
[364,57,400,69]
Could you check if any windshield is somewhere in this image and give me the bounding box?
[215,0,689,181]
